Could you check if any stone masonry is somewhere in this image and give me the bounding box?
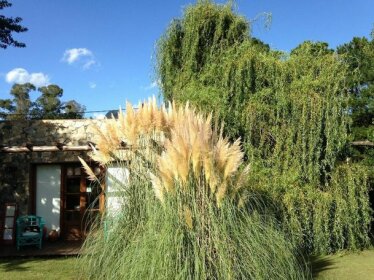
[0,119,105,214]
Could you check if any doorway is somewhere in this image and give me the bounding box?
[61,163,103,240]
[35,163,103,240]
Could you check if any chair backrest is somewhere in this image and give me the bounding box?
[16,215,45,235]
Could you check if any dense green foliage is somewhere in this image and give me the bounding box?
[0,83,86,120]
[157,1,372,254]
[0,0,28,49]
[1,83,35,119]
[337,36,374,168]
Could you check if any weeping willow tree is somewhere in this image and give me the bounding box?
[157,0,371,254]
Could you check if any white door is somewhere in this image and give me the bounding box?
[105,166,129,217]
[36,165,61,232]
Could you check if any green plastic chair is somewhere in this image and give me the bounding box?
[16,215,45,250]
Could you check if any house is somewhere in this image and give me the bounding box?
[0,119,125,241]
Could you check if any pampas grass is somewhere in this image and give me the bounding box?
[79,98,310,279]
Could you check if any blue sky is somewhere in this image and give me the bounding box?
[0,0,373,118]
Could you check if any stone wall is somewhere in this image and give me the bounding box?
[0,119,105,214]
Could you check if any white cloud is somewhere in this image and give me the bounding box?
[62,48,96,69]
[89,82,97,89]
[93,113,106,119]
[83,60,96,70]
[5,68,50,87]
[62,48,92,64]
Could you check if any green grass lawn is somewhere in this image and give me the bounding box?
[311,249,374,279]
[0,257,78,280]
[1,250,374,280]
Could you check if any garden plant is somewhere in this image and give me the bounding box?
[79,98,310,279]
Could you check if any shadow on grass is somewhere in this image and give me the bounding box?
[309,255,336,279]
[0,258,39,272]
[0,256,72,273]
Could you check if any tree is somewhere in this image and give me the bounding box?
[31,85,63,119]
[290,41,333,56]
[156,0,371,254]
[0,83,36,120]
[337,36,374,166]
[62,100,85,119]
[0,0,28,49]
[0,98,14,119]
[337,35,374,207]
[248,37,271,53]
[157,1,249,102]
[0,83,85,119]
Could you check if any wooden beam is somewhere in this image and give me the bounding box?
[0,143,128,153]
[0,145,92,153]
[1,147,30,153]
[62,145,92,151]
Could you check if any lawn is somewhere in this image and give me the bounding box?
[1,250,374,279]
[0,257,78,280]
[311,249,374,279]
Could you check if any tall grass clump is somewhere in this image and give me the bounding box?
[79,98,310,280]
